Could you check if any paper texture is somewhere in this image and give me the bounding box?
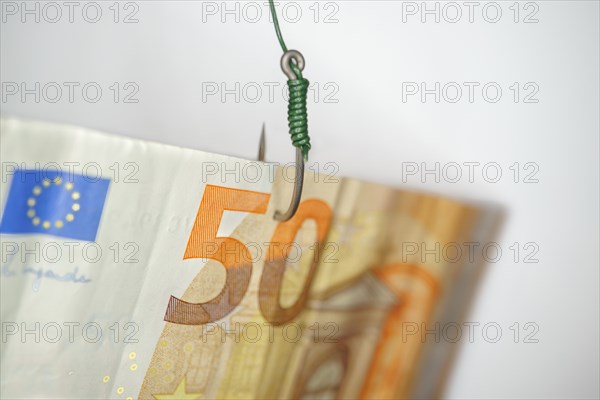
[0,117,496,399]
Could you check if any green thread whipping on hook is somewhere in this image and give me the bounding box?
[268,0,311,160]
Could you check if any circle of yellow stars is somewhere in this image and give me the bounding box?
[27,177,81,229]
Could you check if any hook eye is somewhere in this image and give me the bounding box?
[280,50,305,80]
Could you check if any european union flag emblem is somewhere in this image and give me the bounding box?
[0,170,110,241]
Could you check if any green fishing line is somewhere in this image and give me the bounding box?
[268,0,311,160]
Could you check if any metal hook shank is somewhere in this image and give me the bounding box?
[274,147,305,221]
[271,49,306,222]
[256,125,305,222]
[281,50,305,80]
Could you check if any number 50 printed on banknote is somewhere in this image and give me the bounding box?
[0,118,499,399]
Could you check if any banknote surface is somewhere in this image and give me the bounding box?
[0,117,498,399]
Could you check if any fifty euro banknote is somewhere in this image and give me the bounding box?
[0,117,498,399]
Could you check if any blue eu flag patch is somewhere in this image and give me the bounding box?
[0,170,110,241]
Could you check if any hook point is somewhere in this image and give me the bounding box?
[258,123,266,162]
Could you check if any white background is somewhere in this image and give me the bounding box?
[1,1,599,398]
